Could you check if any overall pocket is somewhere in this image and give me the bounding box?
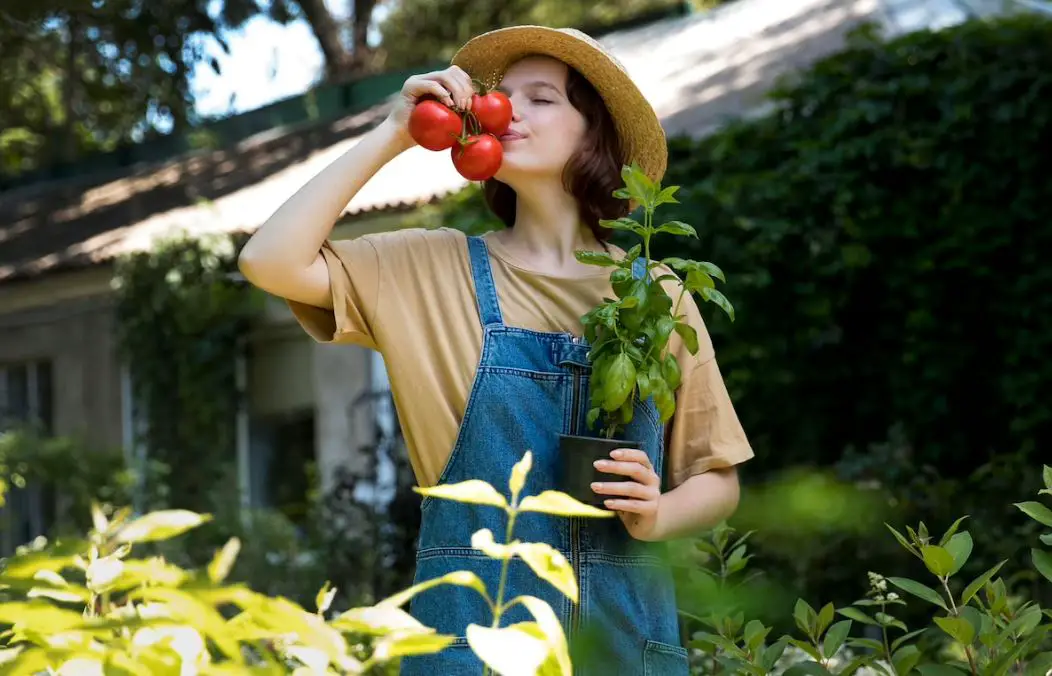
[643,639,690,676]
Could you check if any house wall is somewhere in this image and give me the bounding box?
[0,278,124,451]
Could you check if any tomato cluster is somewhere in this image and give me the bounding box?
[407,90,513,182]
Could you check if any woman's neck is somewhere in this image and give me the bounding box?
[495,182,605,273]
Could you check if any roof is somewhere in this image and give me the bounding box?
[0,0,896,284]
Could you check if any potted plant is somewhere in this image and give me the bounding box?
[558,162,736,507]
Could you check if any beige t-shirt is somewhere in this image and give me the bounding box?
[289,227,754,490]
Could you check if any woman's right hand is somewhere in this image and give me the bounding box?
[384,66,477,146]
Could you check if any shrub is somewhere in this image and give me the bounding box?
[652,15,1052,476]
[679,465,1052,675]
[0,451,607,675]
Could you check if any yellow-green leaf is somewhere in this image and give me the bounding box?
[56,656,104,676]
[472,529,514,560]
[284,646,329,672]
[510,452,533,502]
[1033,549,1052,584]
[518,491,616,519]
[413,480,508,510]
[131,624,207,667]
[519,596,571,676]
[90,504,109,534]
[0,602,85,633]
[315,581,337,615]
[333,604,429,636]
[208,537,241,584]
[128,587,241,662]
[86,556,124,593]
[513,543,578,603]
[26,586,88,604]
[466,623,551,676]
[380,570,490,609]
[602,353,636,411]
[373,631,457,661]
[115,510,212,544]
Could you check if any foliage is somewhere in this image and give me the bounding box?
[650,15,1052,476]
[377,0,683,69]
[680,464,1052,675]
[0,426,166,539]
[113,232,261,514]
[0,0,308,178]
[0,450,611,674]
[574,163,734,438]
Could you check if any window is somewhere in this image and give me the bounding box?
[0,360,56,555]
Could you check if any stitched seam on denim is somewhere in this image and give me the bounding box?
[584,552,667,567]
[476,366,568,381]
[416,547,489,561]
[468,236,504,327]
[645,640,688,656]
[420,327,496,515]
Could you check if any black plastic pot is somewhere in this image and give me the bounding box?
[557,434,642,508]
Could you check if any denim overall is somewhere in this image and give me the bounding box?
[400,236,689,676]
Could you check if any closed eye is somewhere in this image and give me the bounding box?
[532,98,553,105]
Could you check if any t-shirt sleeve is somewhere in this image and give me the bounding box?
[665,355,755,489]
[659,275,754,489]
[286,237,381,349]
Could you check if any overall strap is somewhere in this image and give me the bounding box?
[631,255,648,280]
[466,236,505,328]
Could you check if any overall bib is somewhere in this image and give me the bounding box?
[401,236,690,676]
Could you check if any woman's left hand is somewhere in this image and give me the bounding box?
[592,449,663,541]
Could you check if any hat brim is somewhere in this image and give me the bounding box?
[451,25,668,187]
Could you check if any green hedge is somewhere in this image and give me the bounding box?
[653,15,1052,476]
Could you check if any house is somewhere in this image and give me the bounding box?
[0,0,1024,549]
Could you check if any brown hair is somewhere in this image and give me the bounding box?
[482,64,628,241]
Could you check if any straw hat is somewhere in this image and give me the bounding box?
[451,25,668,186]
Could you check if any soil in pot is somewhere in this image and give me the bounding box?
[557,434,642,508]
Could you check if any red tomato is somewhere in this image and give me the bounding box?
[408,98,463,151]
[471,91,513,136]
[451,134,503,181]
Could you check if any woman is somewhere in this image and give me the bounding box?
[239,25,754,675]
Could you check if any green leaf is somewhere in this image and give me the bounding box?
[961,559,1006,605]
[686,269,715,293]
[891,629,927,653]
[575,251,617,267]
[837,607,878,625]
[620,163,654,206]
[794,599,818,638]
[656,221,698,238]
[413,480,508,510]
[822,620,852,658]
[602,353,637,412]
[661,257,691,272]
[943,532,972,575]
[518,491,615,518]
[115,510,212,544]
[701,287,736,322]
[1043,465,1052,491]
[938,517,969,546]
[887,577,948,610]
[1032,548,1052,584]
[917,665,968,676]
[816,602,835,636]
[1025,652,1052,676]
[783,663,834,676]
[695,261,726,283]
[934,616,975,645]
[598,217,644,236]
[661,355,682,391]
[612,188,632,200]
[887,524,918,554]
[655,185,681,206]
[893,645,923,676]
[920,545,956,577]
[1015,501,1052,527]
[675,322,699,353]
[1041,533,1052,546]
